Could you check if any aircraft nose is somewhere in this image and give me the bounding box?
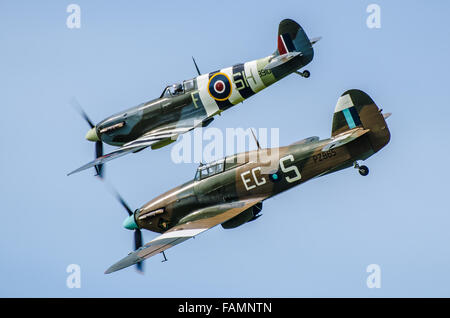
[123,214,138,230]
[85,127,99,142]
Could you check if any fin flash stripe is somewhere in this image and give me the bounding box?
[278,33,296,55]
[342,106,362,129]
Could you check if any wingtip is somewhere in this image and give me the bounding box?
[67,161,96,177]
[104,264,122,274]
[104,252,142,274]
[67,166,84,177]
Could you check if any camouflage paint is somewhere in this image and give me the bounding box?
[69,19,318,176]
[131,89,390,234]
[105,89,391,273]
[93,19,314,147]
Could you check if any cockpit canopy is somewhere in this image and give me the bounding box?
[160,78,197,98]
[194,154,248,181]
[194,159,224,181]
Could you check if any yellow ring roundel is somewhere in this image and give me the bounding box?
[207,72,232,101]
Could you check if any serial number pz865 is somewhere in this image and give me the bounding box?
[313,149,336,163]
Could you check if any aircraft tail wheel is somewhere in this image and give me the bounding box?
[358,165,369,176]
[302,70,310,78]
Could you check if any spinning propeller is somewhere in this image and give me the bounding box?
[70,98,104,177]
[105,181,144,273]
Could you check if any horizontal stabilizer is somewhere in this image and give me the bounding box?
[383,112,392,119]
[322,128,370,151]
[310,36,322,45]
[290,136,319,146]
[264,51,301,71]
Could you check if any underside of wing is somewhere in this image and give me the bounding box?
[105,196,267,274]
[68,120,208,176]
[68,137,163,176]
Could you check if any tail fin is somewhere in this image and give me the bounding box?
[332,89,390,153]
[277,19,314,65]
[265,19,315,74]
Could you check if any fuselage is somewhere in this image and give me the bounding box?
[94,53,312,147]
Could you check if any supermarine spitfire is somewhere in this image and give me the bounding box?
[68,19,320,176]
[105,89,391,274]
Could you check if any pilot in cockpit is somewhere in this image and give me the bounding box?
[161,83,184,98]
[172,83,183,95]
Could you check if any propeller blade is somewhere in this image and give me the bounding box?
[95,141,104,178]
[136,260,143,273]
[100,179,144,273]
[70,97,105,177]
[134,229,143,250]
[103,181,134,216]
[117,195,133,216]
[70,97,95,128]
[134,229,144,272]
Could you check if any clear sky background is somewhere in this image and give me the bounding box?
[1,0,449,297]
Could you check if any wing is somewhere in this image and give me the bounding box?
[104,196,267,274]
[67,124,201,176]
[68,134,169,176]
[322,128,370,151]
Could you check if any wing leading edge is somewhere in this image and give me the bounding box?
[67,123,205,176]
[105,196,267,274]
[67,136,167,176]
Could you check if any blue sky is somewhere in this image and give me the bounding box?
[1,0,449,297]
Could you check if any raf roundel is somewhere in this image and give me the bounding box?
[208,72,232,101]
